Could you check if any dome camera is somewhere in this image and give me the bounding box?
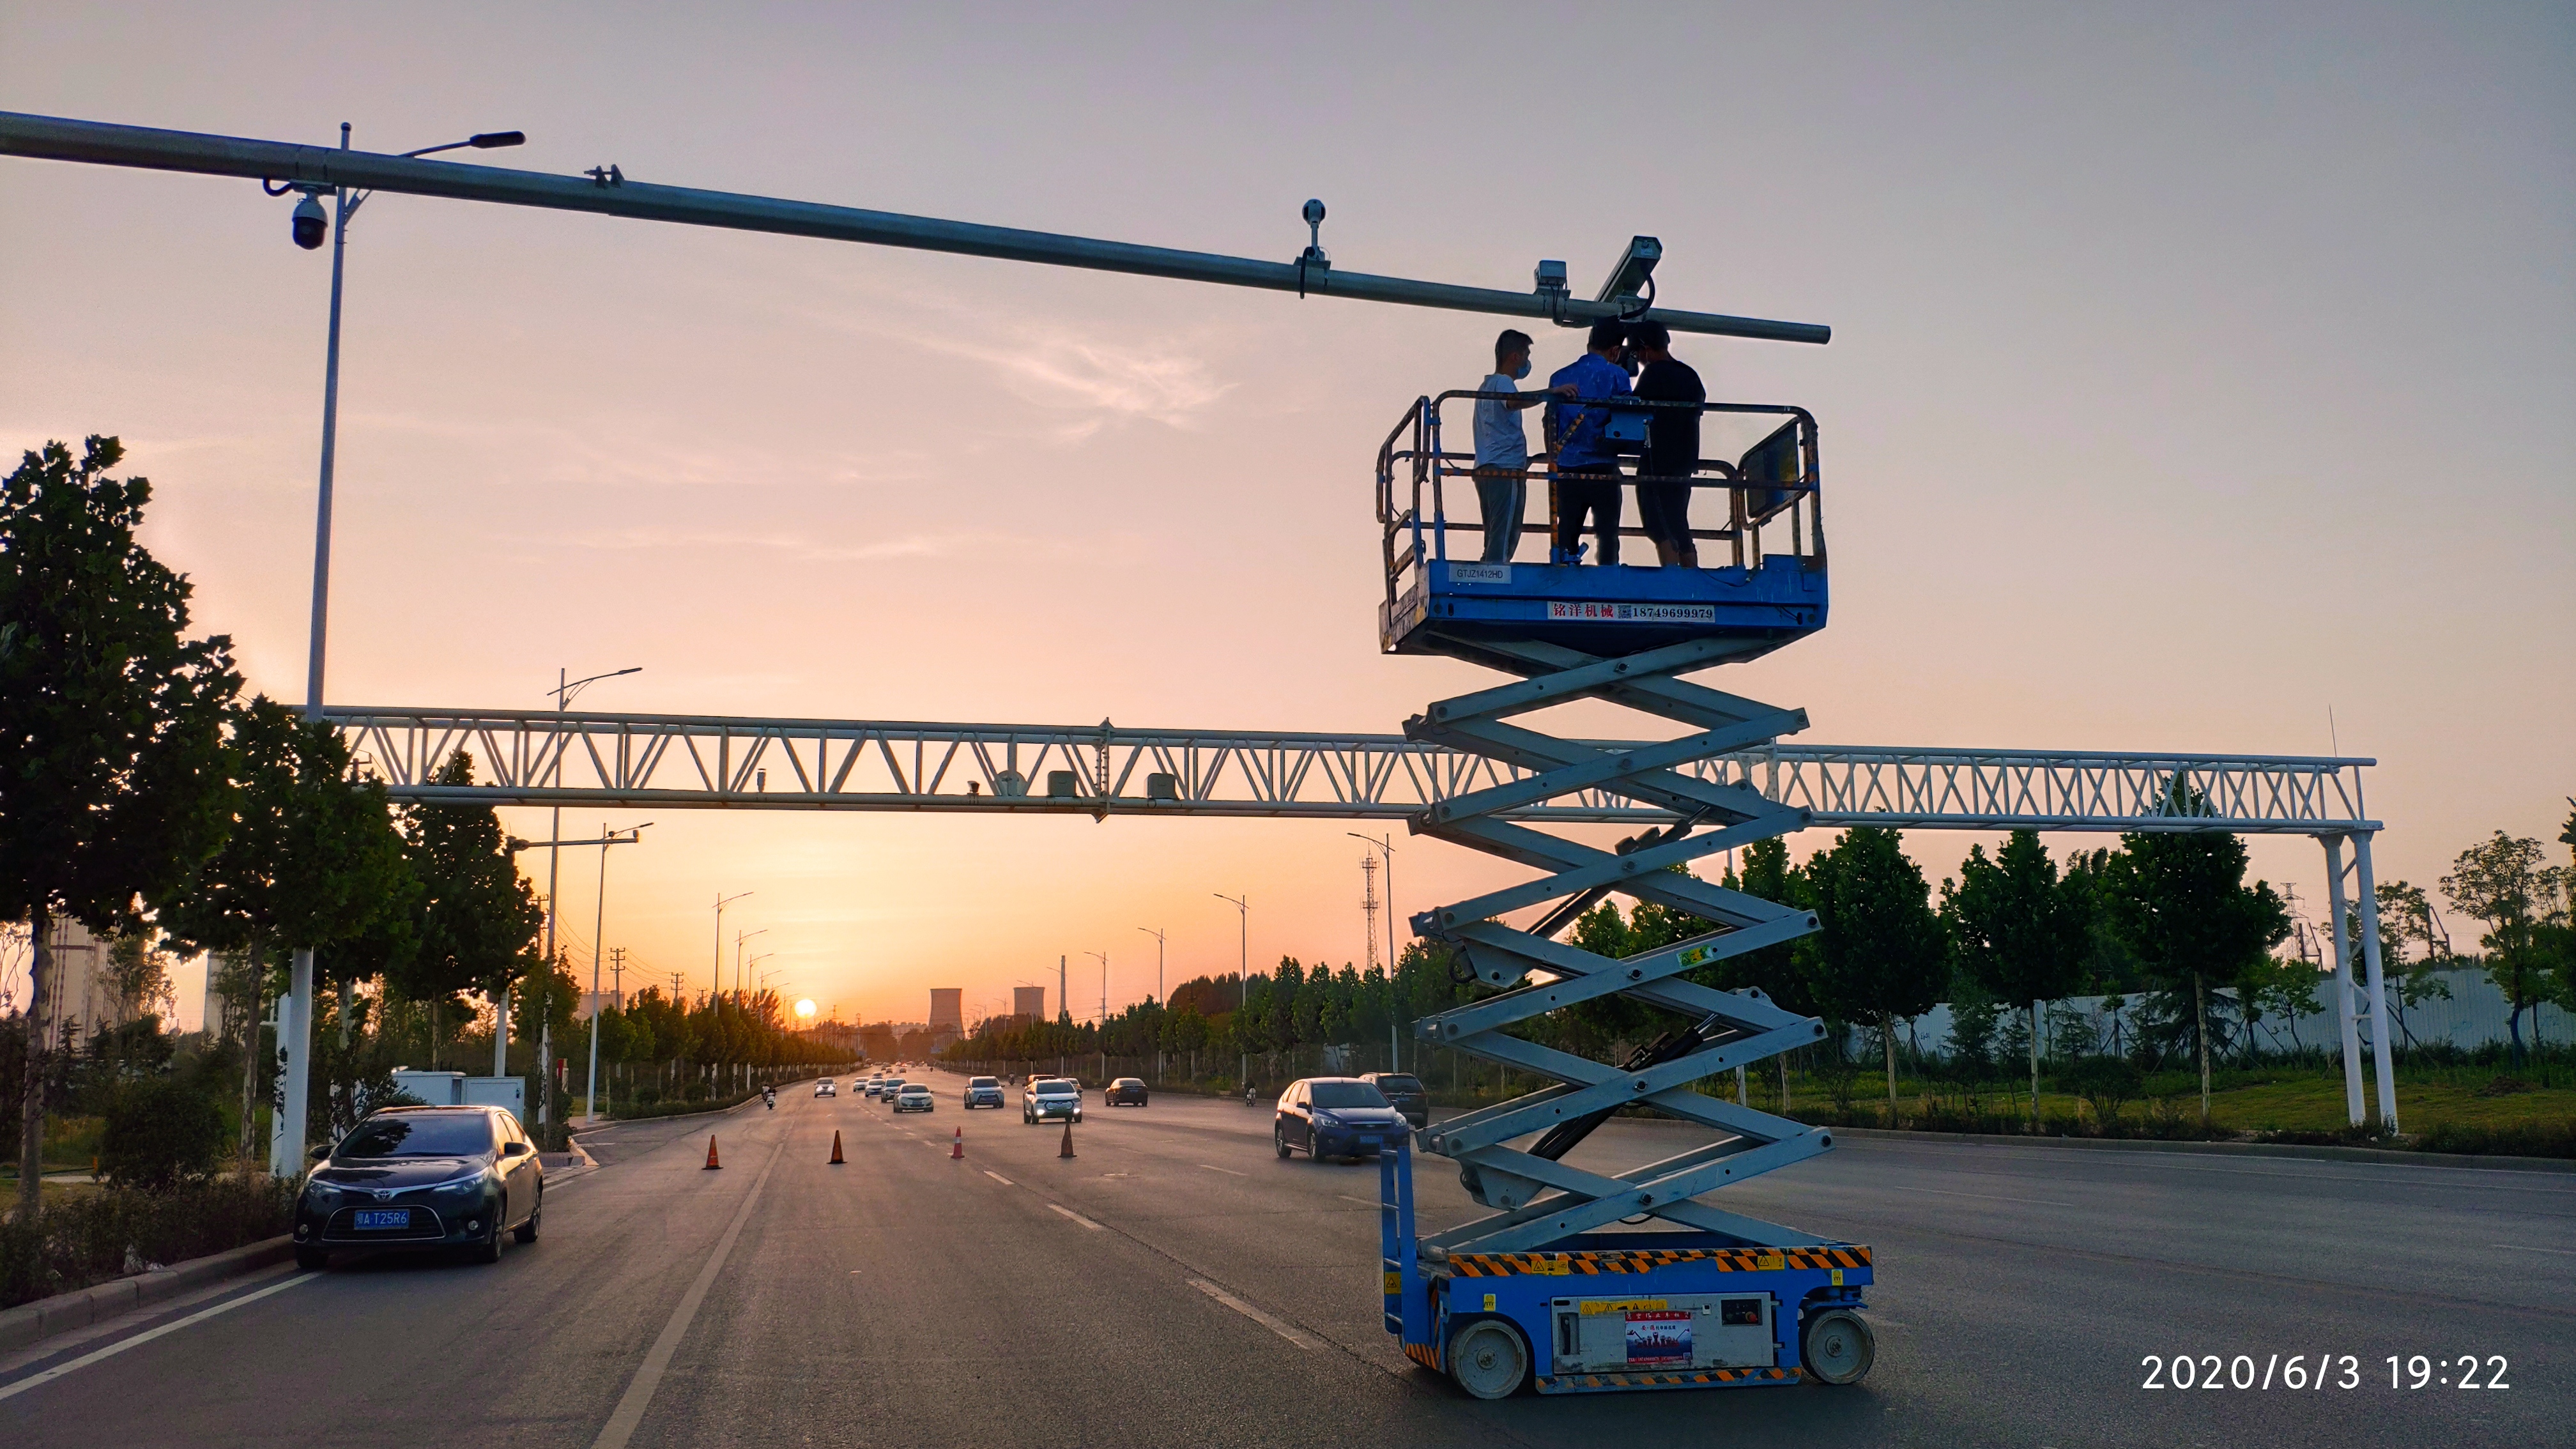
[289,192,329,250]
[1301,198,1326,227]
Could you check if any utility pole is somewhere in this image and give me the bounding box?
[1059,954,1068,1025]
[1359,853,1381,971]
[608,946,627,1010]
[1349,832,1397,979]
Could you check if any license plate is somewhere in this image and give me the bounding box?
[353,1208,410,1230]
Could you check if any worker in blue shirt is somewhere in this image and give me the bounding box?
[1545,318,1634,565]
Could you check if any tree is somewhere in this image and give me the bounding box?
[1943,830,2090,1128]
[2359,881,2453,1052]
[2441,832,2562,1065]
[2104,788,2291,1123]
[1797,828,1947,1123]
[390,750,542,1070]
[158,698,411,1161]
[0,438,238,1215]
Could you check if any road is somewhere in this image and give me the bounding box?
[3,1069,2567,1447]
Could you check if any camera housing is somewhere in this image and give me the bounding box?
[290,192,329,250]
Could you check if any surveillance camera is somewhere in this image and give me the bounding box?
[289,192,328,250]
[1302,198,1326,226]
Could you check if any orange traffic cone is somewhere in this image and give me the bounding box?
[703,1135,722,1170]
[950,1126,963,1160]
[829,1130,846,1165]
[1058,1120,1075,1159]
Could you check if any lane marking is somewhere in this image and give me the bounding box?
[1338,1195,1379,1207]
[1187,1278,1314,1349]
[1197,1163,1247,1177]
[0,1270,316,1402]
[590,1131,787,1449]
[1883,1183,2073,1208]
[983,1170,1013,1186]
[2492,1243,2576,1255]
[1048,1204,1105,1231]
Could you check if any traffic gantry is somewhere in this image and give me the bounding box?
[1374,389,1874,1397]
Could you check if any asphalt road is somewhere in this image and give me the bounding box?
[2,1070,2566,1448]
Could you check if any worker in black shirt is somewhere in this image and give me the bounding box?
[1627,320,1705,568]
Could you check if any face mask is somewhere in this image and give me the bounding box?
[1510,360,1531,380]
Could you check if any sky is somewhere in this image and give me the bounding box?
[3,3,2570,1030]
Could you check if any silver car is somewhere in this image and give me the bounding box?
[893,1082,934,1113]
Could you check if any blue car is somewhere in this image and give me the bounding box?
[962,1075,1006,1109]
[1274,1077,1409,1162]
[294,1105,543,1269]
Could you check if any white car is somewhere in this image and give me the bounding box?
[815,1078,836,1098]
[864,1076,887,1098]
[893,1083,934,1113]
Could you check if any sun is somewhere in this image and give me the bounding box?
[793,998,818,1021]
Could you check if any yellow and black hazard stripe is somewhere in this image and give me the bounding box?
[1447,1245,1871,1277]
[1537,1367,1801,1392]
[1402,1342,1441,1370]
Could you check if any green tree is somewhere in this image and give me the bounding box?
[1,438,238,1213]
[158,698,412,1161]
[1798,828,1947,1123]
[2359,881,2453,1052]
[2104,787,2291,1123]
[391,751,542,1070]
[2441,832,2564,1064]
[1943,829,2090,1128]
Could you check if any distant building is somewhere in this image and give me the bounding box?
[1013,985,1046,1022]
[929,988,963,1036]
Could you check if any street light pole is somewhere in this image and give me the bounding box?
[533,666,639,1134]
[585,822,650,1126]
[1215,893,1248,1090]
[269,121,523,1176]
[1137,926,1167,1084]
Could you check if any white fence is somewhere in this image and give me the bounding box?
[1866,967,2568,1063]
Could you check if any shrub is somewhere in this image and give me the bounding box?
[2414,1118,2576,1160]
[2059,1057,2144,1135]
[0,1171,295,1310]
[100,1076,228,1190]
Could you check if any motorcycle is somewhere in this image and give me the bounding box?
[762,1089,777,1110]
[1242,1082,1258,1107]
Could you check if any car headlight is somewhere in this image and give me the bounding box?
[429,1174,488,1197]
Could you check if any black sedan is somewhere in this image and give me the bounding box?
[293,1105,543,1269]
[1360,1071,1429,1128]
[1105,1077,1149,1107]
[1273,1077,1410,1162]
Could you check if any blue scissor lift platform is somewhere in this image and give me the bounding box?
[1370,390,1876,1398]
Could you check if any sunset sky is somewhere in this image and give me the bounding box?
[4,3,2568,1029]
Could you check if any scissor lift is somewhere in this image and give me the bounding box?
[1372,393,1875,1397]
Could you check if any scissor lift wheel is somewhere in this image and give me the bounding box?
[1449,1317,1531,1400]
[1800,1308,1875,1385]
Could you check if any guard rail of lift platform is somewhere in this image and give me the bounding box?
[1374,392,1826,666]
[1368,386,1872,1399]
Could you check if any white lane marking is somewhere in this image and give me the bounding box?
[1187,1278,1314,1350]
[983,1170,1013,1186]
[1197,1163,1247,1177]
[1338,1195,1379,1207]
[1047,1204,1105,1231]
[590,1133,786,1449]
[2492,1243,2576,1255]
[1883,1184,2073,1208]
[0,1270,316,1402]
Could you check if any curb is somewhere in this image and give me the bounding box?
[1820,1124,2576,1173]
[0,1234,294,1357]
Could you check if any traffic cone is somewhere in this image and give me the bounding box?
[703,1135,722,1170]
[829,1130,846,1165]
[1058,1120,1075,1159]
[950,1126,963,1160]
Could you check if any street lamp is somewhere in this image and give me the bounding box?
[712,890,752,1011]
[526,667,640,1132]
[736,928,770,1002]
[1137,926,1166,1084]
[269,123,524,722]
[257,121,522,1176]
[582,821,652,1126]
[1214,893,1248,1089]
